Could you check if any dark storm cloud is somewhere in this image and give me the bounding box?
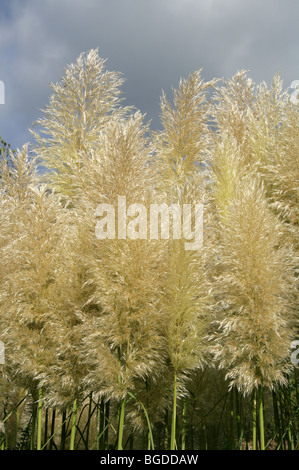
[0,0,299,150]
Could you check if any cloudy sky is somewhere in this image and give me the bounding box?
[1,0,299,151]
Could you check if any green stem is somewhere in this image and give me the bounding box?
[181,397,187,450]
[235,388,242,450]
[259,386,265,450]
[30,397,37,450]
[170,372,177,451]
[104,400,110,450]
[37,388,43,450]
[44,407,48,450]
[0,436,6,450]
[127,391,154,450]
[252,388,257,450]
[85,393,92,450]
[15,401,20,448]
[287,425,294,450]
[285,386,294,450]
[117,397,126,450]
[69,398,78,450]
[147,430,151,450]
[229,388,234,450]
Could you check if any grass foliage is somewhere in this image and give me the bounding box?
[0,50,298,450]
